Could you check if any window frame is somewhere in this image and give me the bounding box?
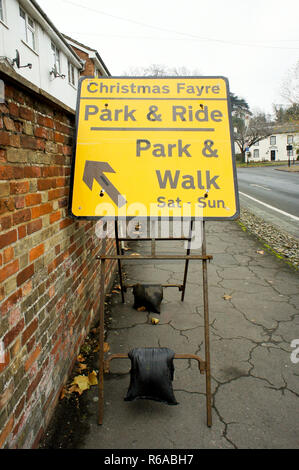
[287,135,293,144]
[19,6,36,51]
[270,135,276,145]
[68,61,76,86]
[253,149,259,159]
[51,41,61,74]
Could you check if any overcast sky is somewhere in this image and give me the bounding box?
[37,0,299,116]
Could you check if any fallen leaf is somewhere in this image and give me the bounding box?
[137,306,147,311]
[151,317,160,325]
[94,342,109,353]
[88,370,98,386]
[78,363,87,371]
[112,290,119,293]
[77,354,85,362]
[68,384,82,395]
[223,294,232,300]
[72,375,90,393]
[130,253,141,256]
[60,387,67,399]
[256,250,264,255]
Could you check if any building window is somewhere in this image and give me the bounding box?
[51,42,61,73]
[270,136,276,145]
[287,135,293,144]
[68,61,76,86]
[19,7,36,50]
[253,149,259,159]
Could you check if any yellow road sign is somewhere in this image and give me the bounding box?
[70,76,239,220]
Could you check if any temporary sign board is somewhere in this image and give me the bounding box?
[69,76,239,220]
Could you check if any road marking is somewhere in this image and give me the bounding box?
[239,191,299,222]
[250,184,271,191]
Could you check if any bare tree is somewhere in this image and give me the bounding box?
[281,60,299,105]
[234,112,273,161]
[123,64,201,77]
[273,103,299,123]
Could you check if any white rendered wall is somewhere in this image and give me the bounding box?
[0,0,81,109]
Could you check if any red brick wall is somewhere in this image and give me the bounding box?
[70,46,97,77]
[0,74,116,448]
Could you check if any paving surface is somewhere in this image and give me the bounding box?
[80,221,299,449]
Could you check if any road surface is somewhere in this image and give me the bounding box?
[237,165,299,240]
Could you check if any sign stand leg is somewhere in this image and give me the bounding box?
[151,219,156,256]
[202,220,212,427]
[181,220,194,301]
[98,228,107,425]
[115,220,125,303]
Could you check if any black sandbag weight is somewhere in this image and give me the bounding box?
[125,347,178,405]
[132,283,163,313]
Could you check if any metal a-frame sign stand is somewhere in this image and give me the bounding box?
[96,219,213,427]
[69,76,239,429]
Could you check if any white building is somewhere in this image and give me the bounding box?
[247,127,299,163]
[0,0,109,110]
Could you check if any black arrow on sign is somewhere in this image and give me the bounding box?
[83,161,127,208]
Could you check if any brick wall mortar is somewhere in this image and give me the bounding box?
[0,75,117,448]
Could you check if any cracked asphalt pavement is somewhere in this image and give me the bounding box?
[82,221,299,449]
